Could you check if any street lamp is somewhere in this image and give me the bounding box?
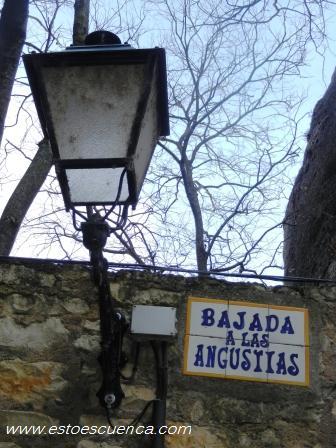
[23,30,169,213]
[23,31,169,418]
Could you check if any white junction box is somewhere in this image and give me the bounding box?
[131,305,177,338]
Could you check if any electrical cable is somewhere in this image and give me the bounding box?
[106,262,336,284]
[151,341,162,398]
[120,342,140,381]
[128,399,155,427]
[103,168,128,221]
[160,342,168,400]
[105,407,115,429]
[1,255,336,284]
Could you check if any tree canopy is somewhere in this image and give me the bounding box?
[0,0,334,275]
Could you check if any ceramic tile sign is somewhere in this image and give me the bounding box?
[183,297,310,386]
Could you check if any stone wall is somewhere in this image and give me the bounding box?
[0,258,336,448]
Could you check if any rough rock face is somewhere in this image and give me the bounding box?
[0,259,336,447]
[284,68,336,279]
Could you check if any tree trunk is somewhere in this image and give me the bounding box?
[180,159,208,272]
[0,139,52,255]
[0,0,92,256]
[283,68,336,279]
[73,0,90,45]
[0,0,29,147]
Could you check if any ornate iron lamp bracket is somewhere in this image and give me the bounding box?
[81,212,128,412]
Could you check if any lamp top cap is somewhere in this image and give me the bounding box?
[66,30,130,51]
[85,31,122,46]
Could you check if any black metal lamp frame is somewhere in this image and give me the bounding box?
[23,41,169,212]
[23,30,170,446]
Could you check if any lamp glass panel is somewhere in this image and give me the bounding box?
[66,167,129,204]
[133,65,159,196]
[41,64,146,160]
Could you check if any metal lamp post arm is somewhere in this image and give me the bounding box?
[81,214,127,412]
[94,253,125,410]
